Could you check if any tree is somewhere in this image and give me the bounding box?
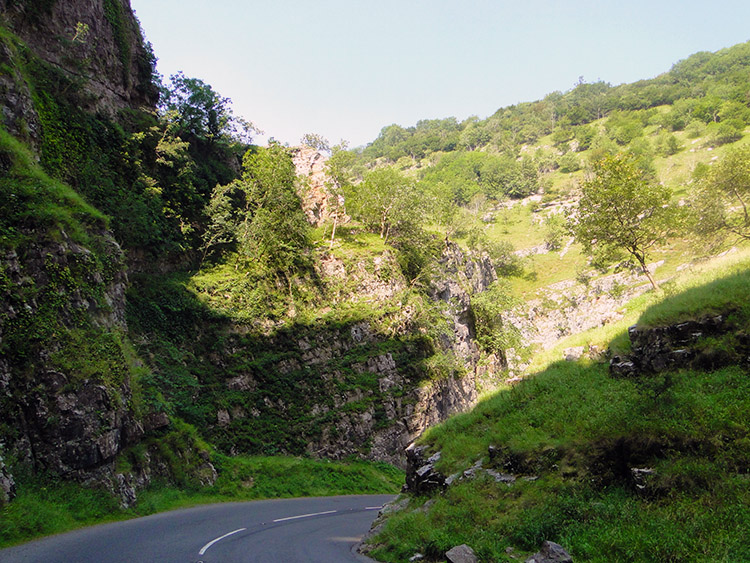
[323,141,357,248]
[568,153,674,290]
[203,143,310,279]
[300,133,330,153]
[346,167,421,243]
[471,280,522,356]
[159,72,256,145]
[690,144,750,245]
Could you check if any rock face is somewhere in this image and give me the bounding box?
[446,544,478,563]
[526,541,573,563]
[0,231,144,485]
[307,243,500,466]
[505,265,661,375]
[404,444,448,494]
[292,146,343,226]
[610,313,746,377]
[205,243,501,469]
[0,0,157,128]
[429,242,497,365]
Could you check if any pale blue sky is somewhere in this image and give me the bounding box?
[131,1,750,148]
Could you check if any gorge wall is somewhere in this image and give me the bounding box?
[0,0,503,506]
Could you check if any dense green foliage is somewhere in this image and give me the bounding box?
[690,143,750,245]
[360,42,750,165]
[203,143,311,279]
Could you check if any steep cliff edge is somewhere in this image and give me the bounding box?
[128,239,502,469]
[0,0,171,503]
[0,0,156,128]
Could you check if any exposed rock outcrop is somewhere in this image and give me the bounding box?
[206,243,501,469]
[505,263,662,375]
[610,313,747,377]
[404,444,447,494]
[429,241,497,365]
[292,146,344,226]
[446,544,478,563]
[526,541,573,563]
[0,0,157,124]
[0,230,148,495]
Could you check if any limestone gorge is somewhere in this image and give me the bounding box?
[0,0,504,509]
[2,0,750,560]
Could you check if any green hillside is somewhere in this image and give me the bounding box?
[364,251,750,563]
[2,1,750,554]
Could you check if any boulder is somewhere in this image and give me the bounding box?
[446,544,478,563]
[404,443,446,494]
[525,541,573,563]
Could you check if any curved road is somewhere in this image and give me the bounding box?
[0,494,395,562]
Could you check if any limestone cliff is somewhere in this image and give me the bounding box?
[0,0,157,129]
[0,0,167,502]
[202,243,501,468]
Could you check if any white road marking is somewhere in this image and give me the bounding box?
[198,505,383,555]
[198,528,246,555]
[272,510,337,523]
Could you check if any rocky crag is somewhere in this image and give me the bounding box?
[0,0,190,504]
[0,0,505,505]
[165,241,501,469]
[610,311,749,378]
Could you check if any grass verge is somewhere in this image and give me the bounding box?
[0,455,403,548]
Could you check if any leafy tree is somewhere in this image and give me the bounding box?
[558,152,581,173]
[707,121,743,146]
[471,280,522,356]
[543,214,566,250]
[690,144,750,245]
[346,167,421,243]
[300,133,331,153]
[159,72,255,145]
[203,143,310,280]
[568,153,675,290]
[323,141,358,248]
[654,131,682,156]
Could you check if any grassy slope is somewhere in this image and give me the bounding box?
[474,115,750,302]
[367,252,750,562]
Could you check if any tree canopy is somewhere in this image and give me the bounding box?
[203,143,310,280]
[568,153,675,290]
[690,144,750,246]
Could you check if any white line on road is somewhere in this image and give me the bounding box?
[364,506,384,510]
[272,510,337,523]
[198,528,247,555]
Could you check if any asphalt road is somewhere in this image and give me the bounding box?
[0,494,396,562]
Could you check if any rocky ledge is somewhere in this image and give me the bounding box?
[610,312,749,377]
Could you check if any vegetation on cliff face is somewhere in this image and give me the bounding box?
[2,0,750,555]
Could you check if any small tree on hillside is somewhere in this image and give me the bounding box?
[346,167,421,244]
[690,144,750,248]
[568,153,675,290]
